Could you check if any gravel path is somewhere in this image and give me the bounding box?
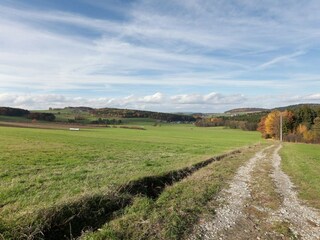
[270,145,320,240]
[190,145,272,239]
[191,144,320,240]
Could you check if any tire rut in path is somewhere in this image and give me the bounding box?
[190,145,273,239]
[270,145,320,240]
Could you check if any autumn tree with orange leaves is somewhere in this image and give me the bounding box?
[258,110,295,140]
[258,108,320,143]
[264,111,281,139]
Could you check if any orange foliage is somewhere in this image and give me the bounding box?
[259,110,319,143]
[264,111,281,139]
[257,116,268,138]
[296,124,316,143]
[210,118,223,123]
[303,131,315,142]
[297,124,308,135]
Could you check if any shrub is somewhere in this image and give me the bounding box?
[27,113,55,121]
[0,107,29,116]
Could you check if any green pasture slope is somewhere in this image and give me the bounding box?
[0,124,261,238]
[280,143,320,209]
[35,108,96,123]
[0,115,31,123]
[36,108,158,125]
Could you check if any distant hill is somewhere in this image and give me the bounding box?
[0,107,30,116]
[225,104,320,115]
[52,106,94,112]
[2,104,320,125]
[90,107,196,122]
[0,107,55,121]
[0,106,196,124]
[224,108,269,114]
[222,104,320,125]
[272,103,320,112]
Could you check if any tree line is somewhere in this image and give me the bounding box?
[195,117,258,131]
[91,108,196,122]
[258,106,320,143]
[0,107,55,121]
[90,118,122,125]
[27,112,56,121]
[0,107,29,116]
[194,112,266,131]
[195,106,320,143]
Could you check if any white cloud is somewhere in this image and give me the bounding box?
[171,92,246,105]
[139,92,164,104]
[1,92,320,112]
[288,93,320,102]
[305,94,320,100]
[0,92,246,111]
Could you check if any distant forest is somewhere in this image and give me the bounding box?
[0,107,29,116]
[258,105,320,143]
[196,105,320,144]
[0,106,196,123]
[195,111,268,131]
[0,107,55,121]
[90,108,196,122]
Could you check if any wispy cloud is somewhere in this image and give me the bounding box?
[0,0,320,111]
[170,93,246,105]
[256,51,305,70]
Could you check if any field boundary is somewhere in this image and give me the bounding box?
[0,121,101,130]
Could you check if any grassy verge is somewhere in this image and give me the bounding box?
[250,146,282,211]
[280,143,320,209]
[82,143,269,240]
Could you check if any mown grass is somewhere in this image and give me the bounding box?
[82,144,268,240]
[0,125,261,238]
[280,143,320,209]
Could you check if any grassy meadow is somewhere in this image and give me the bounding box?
[0,124,261,238]
[280,143,320,209]
[35,108,98,124]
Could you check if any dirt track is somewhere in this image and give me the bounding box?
[191,144,320,240]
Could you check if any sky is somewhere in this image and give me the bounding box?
[0,0,320,112]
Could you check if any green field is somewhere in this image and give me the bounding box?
[0,124,261,238]
[82,143,266,240]
[35,108,98,123]
[35,108,159,125]
[0,115,31,123]
[280,143,320,209]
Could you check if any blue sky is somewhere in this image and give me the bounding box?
[0,0,320,112]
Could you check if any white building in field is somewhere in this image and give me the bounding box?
[69,128,80,131]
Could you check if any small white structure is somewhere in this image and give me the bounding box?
[69,128,80,131]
